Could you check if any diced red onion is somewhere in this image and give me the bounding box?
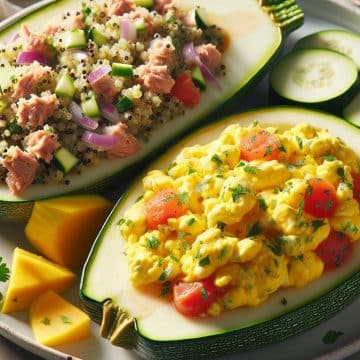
[82,130,118,149]
[121,19,137,42]
[69,101,98,130]
[87,64,111,84]
[182,42,221,90]
[71,50,88,62]
[100,102,121,123]
[6,31,20,45]
[16,51,47,65]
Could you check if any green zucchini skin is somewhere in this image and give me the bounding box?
[343,92,360,127]
[0,0,304,222]
[269,48,359,115]
[80,106,360,360]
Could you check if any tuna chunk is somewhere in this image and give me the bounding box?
[123,7,153,32]
[12,62,53,100]
[17,94,59,130]
[154,0,174,15]
[44,13,85,35]
[24,130,60,163]
[1,147,38,195]
[136,64,175,93]
[91,74,118,99]
[148,37,175,68]
[21,24,53,59]
[104,122,140,159]
[106,0,135,16]
[196,43,222,71]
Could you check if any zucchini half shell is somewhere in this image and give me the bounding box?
[0,0,303,222]
[80,106,360,359]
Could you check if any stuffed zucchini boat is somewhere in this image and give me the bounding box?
[80,106,360,359]
[0,0,303,221]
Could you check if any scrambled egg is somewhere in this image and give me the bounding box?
[119,122,360,315]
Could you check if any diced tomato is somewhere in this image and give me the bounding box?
[315,230,353,271]
[303,178,338,218]
[240,131,283,161]
[173,277,218,316]
[352,172,360,203]
[145,188,186,230]
[170,72,200,108]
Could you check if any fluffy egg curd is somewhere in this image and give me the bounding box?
[119,122,359,317]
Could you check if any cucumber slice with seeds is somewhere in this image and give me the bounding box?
[294,29,360,70]
[270,48,358,113]
[343,92,360,127]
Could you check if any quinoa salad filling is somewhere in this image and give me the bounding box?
[0,0,226,195]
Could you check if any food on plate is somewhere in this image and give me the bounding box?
[29,290,91,347]
[80,107,360,358]
[270,48,358,113]
[25,194,112,271]
[294,29,360,69]
[343,92,360,127]
[0,0,304,222]
[2,248,75,313]
[119,120,359,316]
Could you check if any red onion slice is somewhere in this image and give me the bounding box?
[82,130,118,149]
[6,31,20,45]
[16,51,47,65]
[87,64,111,84]
[182,42,221,90]
[69,101,98,130]
[121,19,137,42]
[100,102,121,123]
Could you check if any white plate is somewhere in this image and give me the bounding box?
[1,0,360,359]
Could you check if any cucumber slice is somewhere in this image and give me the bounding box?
[116,96,133,113]
[343,92,360,127]
[0,99,7,114]
[54,147,79,174]
[294,29,360,70]
[64,29,87,50]
[195,7,208,30]
[270,48,358,113]
[134,0,154,9]
[55,72,75,98]
[81,96,100,118]
[191,66,206,91]
[91,28,109,46]
[111,63,133,77]
[135,20,146,32]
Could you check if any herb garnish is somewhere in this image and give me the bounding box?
[258,195,268,211]
[199,255,211,267]
[230,185,250,202]
[187,217,196,226]
[61,315,72,325]
[0,257,10,282]
[145,236,161,249]
[322,330,344,344]
[264,145,272,157]
[247,222,261,237]
[297,199,304,217]
[281,297,288,306]
[295,136,303,150]
[160,281,171,296]
[312,219,326,231]
[323,155,336,162]
[200,287,208,300]
[243,165,259,174]
[41,317,51,326]
[211,154,223,166]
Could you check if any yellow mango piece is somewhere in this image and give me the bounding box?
[25,195,112,271]
[2,248,75,314]
[30,290,91,347]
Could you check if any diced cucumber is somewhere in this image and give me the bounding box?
[64,29,87,50]
[134,0,154,9]
[195,7,208,30]
[112,63,133,77]
[0,99,7,114]
[81,96,100,118]
[91,28,109,46]
[54,147,79,174]
[343,92,360,127]
[55,72,75,98]
[294,29,360,70]
[191,67,206,91]
[116,96,133,113]
[270,48,358,113]
[135,20,146,33]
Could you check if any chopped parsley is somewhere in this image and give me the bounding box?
[322,330,344,344]
[0,257,10,282]
[200,287,208,300]
[296,199,304,217]
[258,195,268,211]
[343,222,358,234]
[145,236,161,249]
[188,167,197,175]
[179,231,190,240]
[160,281,171,296]
[61,315,72,325]
[158,268,171,282]
[187,217,196,226]
[194,249,202,259]
[230,185,250,202]
[176,192,189,205]
[247,222,261,237]
[264,145,272,157]
[170,253,179,262]
[218,246,228,260]
[277,144,287,153]
[311,219,326,231]
[235,161,245,168]
[167,161,177,171]
[199,255,211,267]
[8,121,22,135]
[243,165,259,174]
[135,194,143,203]
[323,155,337,162]
[211,154,223,166]
[336,167,345,182]
[326,199,334,210]
[41,317,51,326]
[295,136,303,150]
[217,221,226,232]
